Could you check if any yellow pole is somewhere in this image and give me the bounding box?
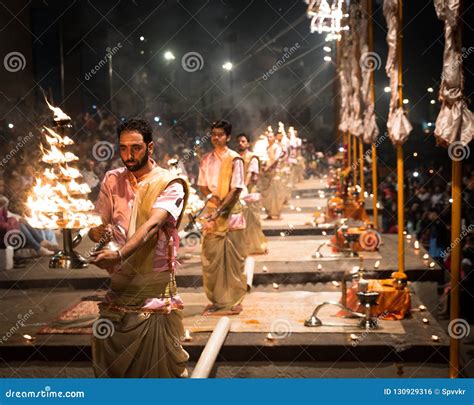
[396,144,405,274]
[449,160,462,378]
[396,0,405,275]
[353,135,358,187]
[367,0,378,229]
[348,132,352,169]
[336,39,342,147]
[372,144,379,228]
[359,136,365,200]
[448,0,465,377]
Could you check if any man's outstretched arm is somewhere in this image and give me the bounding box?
[90,207,169,269]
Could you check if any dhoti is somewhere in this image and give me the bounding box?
[260,172,285,218]
[243,201,267,255]
[201,230,247,309]
[92,271,188,378]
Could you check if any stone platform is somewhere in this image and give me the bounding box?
[0,285,449,377]
[0,234,442,291]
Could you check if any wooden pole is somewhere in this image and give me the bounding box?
[353,135,358,187]
[348,132,352,169]
[336,38,342,146]
[367,0,378,229]
[396,143,405,274]
[449,160,462,378]
[359,136,365,200]
[395,0,405,275]
[372,144,379,228]
[448,0,465,379]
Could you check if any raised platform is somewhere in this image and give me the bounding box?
[0,235,442,291]
[261,212,336,236]
[0,286,449,374]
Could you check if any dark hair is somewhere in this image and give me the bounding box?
[236,133,251,143]
[211,120,232,136]
[117,117,153,144]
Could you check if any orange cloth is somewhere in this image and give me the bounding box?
[339,279,411,320]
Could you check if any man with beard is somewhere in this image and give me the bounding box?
[237,133,267,255]
[88,117,189,378]
[198,120,247,314]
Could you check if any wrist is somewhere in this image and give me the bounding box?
[116,249,124,263]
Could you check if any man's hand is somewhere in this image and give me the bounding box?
[89,249,121,269]
[89,224,113,243]
[209,195,222,206]
[204,210,220,222]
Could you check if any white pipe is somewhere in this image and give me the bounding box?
[191,316,231,378]
[244,256,255,290]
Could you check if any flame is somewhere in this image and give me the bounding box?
[26,100,101,230]
[42,143,79,164]
[59,166,82,179]
[69,179,91,194]
[43,127,74,146]
[278,121,286,137]
[253,134,269,162]
[45,98,71,122]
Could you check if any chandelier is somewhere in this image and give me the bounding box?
[306,0,349,37]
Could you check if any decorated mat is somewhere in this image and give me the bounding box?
[38,291,405,335]
[38,300,100,335]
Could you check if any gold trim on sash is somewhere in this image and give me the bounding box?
[123,167,189,275]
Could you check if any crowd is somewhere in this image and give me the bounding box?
[0,104,472,291]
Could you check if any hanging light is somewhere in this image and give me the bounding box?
[306,0,349,36]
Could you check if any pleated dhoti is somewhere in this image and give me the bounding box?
[260,172,285,218]
[201,230,247,309]
[242,201,267,255]
[92,271,188,378]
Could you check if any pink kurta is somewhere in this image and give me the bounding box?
[94,165,184,311]
[197,149,246,230]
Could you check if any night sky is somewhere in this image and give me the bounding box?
[1,0,473,165]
